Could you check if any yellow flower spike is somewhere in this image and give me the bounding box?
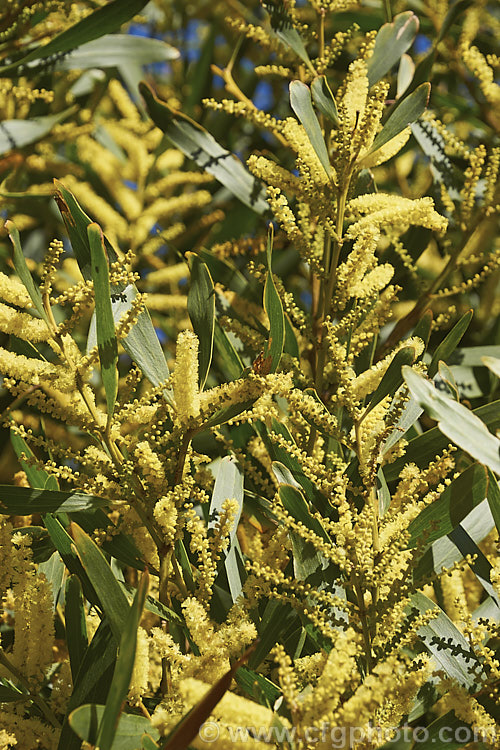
[341,58,369,134]
[358,127,411,168]
[173,330,200,426]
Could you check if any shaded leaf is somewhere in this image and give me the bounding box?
[403,368,500,475]
[0,486,108,514]
[487,469,500,535]
[5,221,47,321]
[0,678,25,703]
[263,225,285,373]
[408,463,488,548]
[367,12,419,87]
[213,321,243,382]
[262,0,314,71]
[88,223,118,416]
[0,0,150,76]
[96,571,149,750]
[187,253,215,389]
[428,309,473,378]
[58,621,117,750]
[234,666,281,708]
[65,575,89,683]
[290,81,332,177]
[411,592,485,690]
[384,399,500,481]
[366,345,416,411]
[139,82,269,214]
[10,428,58,490]
[311,76,339,125]
[365,83,430,157]
[71,523,130,644]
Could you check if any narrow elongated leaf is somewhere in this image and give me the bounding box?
[234,666,281,707]
[487,469,500,534]
[278,484,330,543]
[54,34,179,71]
[97,571,149,750]
[448,525,500,606]
[71,524,130,644]
[311,76,339,125]
[139,82,269,214]
[366,346,416,411]
[0,486,107,514]
[44,514,100,608]
[482,355,500,379]
[69,706,158,750]
[261,0,314,71]
[397,53,415,98]
[209,457,244,603]
[0,679,25,703]
[367,12,419,87]
[263,226,285,373]
[411,592,484,690]
[54,181,171,391]
[58,622,117,750]
[0,0,150,76]
[0,110,74,154]
[408,463,488,548]
[248,600,297,669]
[5,221,47,321]
[403,368,500,475]
[161,644,256,750]
[414,499,494,581]
[10,428,57,490]
[88,223,118,416]
[65,576,89,683]
[39,550,66,608]
[187,253,215,389]
[365,83,430,157]
[428,309,473,378]
[290,81,332,177]
[384,399,500,481]
[213,321,243,382]
[382,393,423,454]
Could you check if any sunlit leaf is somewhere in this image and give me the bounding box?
[289,81,332,177]
[367,12,419,86]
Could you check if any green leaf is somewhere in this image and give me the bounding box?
[65,576,89,684]
[263,226,285,373]
[0,110,74,154]
[96,571,149,750]
[366,346,416,411]
[10,428,57,490]
[397,53,415,98]
[39,550,66,608]
[54,181,171,391]
[447,525,500,606]
[87,223,118,416]
[403,368,500,475]
[202,397,258,430]
[0,678,25,703]
[69,705,158,750]
[248,599,297,669]
[187,253,215,389]
[139,82,269,214]
[487,469,500,535]
[277,483,330,543]
[261,0,314,72]
[416,711,473,750]
[0,0,150,76]
[482,355,500,379]
[71,523,130,644]
[311,76,339,125]
[119,583,185,628]
[58,621,117,750]
[428,309,473,378]
[142,736,160,750]
[408,463,488,548]
[411,592,485,690]
[437,361,460,400]
[5,221,47,322]
[364,83,430,158]
[13,525,55,563]
[0,486,108,514]
[234,666,281,708]
[384,399,500,481]
[289,81,332,178]
[367,12,419,87]
[53,34,179,71]
[213,321,243,382]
